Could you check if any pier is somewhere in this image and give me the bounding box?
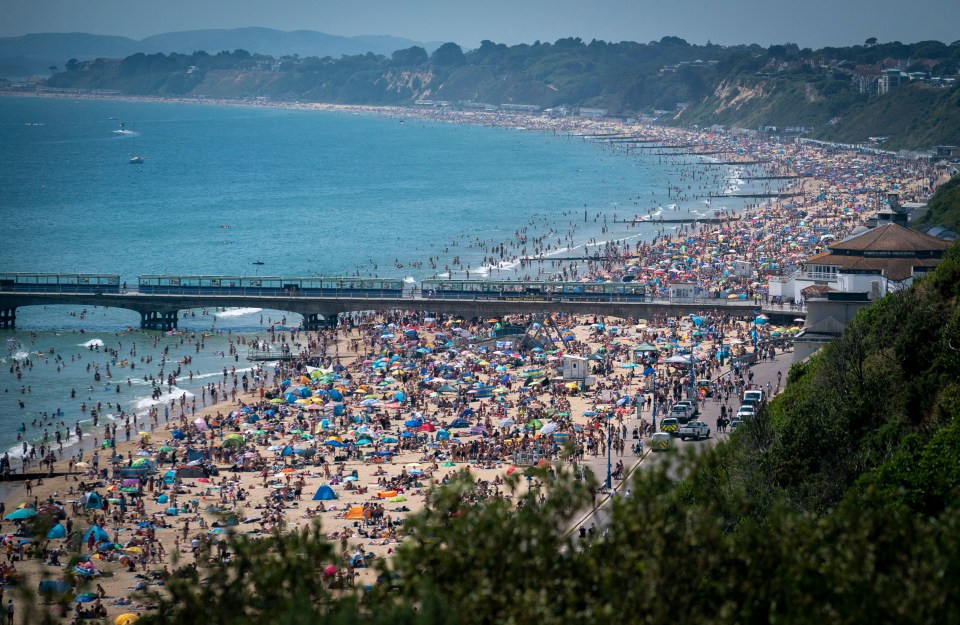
[0,281,801,331]
[0,272,804,332]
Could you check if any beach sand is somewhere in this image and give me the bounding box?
[0,97,938,622]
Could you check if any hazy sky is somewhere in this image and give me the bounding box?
[4,0,957,48]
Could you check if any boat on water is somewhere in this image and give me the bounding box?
[128,127,144,164]
[253,260,265,265]
[113,122,134,136]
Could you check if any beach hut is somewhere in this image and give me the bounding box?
[312,485,337,501]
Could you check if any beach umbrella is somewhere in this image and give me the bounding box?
[115,615,140,625]
[539,422,558,436]
[4,508,37,520]
[74,593,97,603]
[525,419,543,430]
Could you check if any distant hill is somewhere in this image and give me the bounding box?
[0,28,431,78]
[0,32,138,76]
[136,27,427,59]
[27,35,960,150]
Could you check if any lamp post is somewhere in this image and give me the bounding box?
[650,364,657,432]
[605,409,613,491]
[635,343,660,433]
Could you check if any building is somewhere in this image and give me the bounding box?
[793,292,872,362]
[578,108,608,119]
[562,355,589,382]
[878,68,909,95]
[769,222,953,303]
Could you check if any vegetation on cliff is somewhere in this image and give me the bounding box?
[20,244,960,624]
[915,175,960,231]
[41,37,960,149]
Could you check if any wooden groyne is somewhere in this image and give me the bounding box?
[709,191,802,199]
[740,175,802,180]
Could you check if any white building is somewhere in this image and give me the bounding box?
[768,223,952,303]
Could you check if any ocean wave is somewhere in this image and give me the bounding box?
[215,308,263,318]
[134,386,195,411]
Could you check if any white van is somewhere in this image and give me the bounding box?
[651,432,673,451]
[742,389,764,407]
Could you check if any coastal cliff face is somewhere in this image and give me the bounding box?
[34,37,960,149]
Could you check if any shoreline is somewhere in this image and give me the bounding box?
[0,89,940,621]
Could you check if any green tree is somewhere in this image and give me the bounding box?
[391,46,428,67]
[430,42,466,67]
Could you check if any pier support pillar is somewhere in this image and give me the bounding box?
[0,308,15,329]
[140,310,179,331]
[302,313,337,331]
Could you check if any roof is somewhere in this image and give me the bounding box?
[804,316,847,336]
[829,223,952,253]
[804,253,942,281]
[801,284,836,296]
[805,223,953,281]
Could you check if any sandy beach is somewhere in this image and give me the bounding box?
[0,96,940,623]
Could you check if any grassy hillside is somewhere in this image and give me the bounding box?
[816,83,960,148]
[915,175,960,230]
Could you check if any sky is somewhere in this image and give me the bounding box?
[3,0,958,49]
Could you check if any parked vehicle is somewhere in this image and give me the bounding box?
[660,417,680,435]
[651,432,673,451]
[675,399,700,416]
[742,389,764,407]
[670,404,694,425]
[678,420,710,441]
[736,405,756,420]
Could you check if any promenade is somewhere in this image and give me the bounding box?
[571,346,797,536]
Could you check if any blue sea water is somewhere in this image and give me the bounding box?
[0,95,753,459]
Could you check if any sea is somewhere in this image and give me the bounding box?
[0,95,763,460]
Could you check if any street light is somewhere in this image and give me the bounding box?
[634,342,659,432]
[605,409,614,491]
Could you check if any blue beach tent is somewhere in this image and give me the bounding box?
[46,524,67,539]
[82,525,109,544]
[313,485,337,501]
[82,492,102,509]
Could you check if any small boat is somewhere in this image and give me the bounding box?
[113,122,134,136]
[129,155,145,164]
[253,260,265,266]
